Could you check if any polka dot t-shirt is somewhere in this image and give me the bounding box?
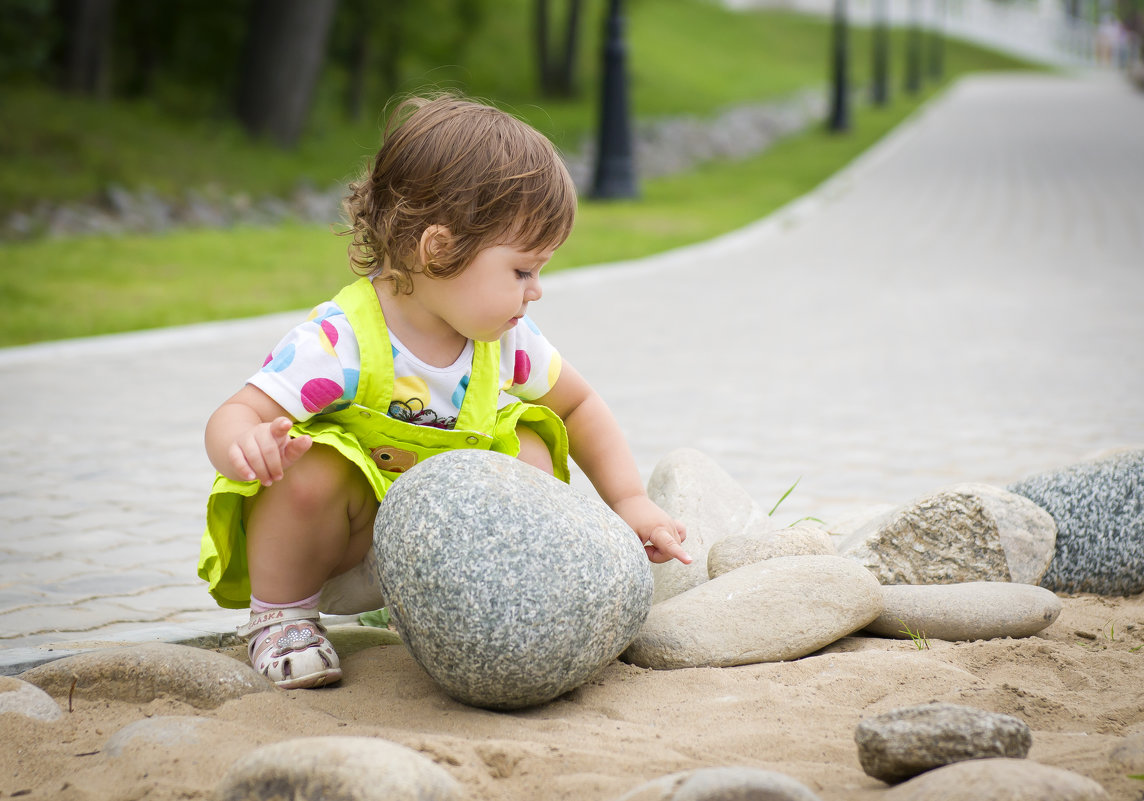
[248,301,562,429]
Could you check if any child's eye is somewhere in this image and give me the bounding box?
[515,270,534,280]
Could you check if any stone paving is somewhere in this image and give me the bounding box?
[1,70,1142,674]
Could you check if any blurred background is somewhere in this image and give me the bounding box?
[0,0,1139,347]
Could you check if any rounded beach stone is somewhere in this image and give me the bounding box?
[1008,449,1144,595]
[707,523,835,578]
[0,676,62,722]
[18,643,275,709]
[617,766,823,801]
[215,736,461,801]
[855,702,1032,783]
[646,448,764,603]
[1110,733,1144,772]
[105,716,209,758]
[374,449,652,710]
[839,484,1057,586]
[864,582,1062,641]
[883,758,1109,800]
[623,555,883,669]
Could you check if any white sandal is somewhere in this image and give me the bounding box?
[238,607,342,689]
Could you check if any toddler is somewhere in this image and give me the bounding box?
[200,95,689,689]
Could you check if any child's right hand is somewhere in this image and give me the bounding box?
[229,417,312,486]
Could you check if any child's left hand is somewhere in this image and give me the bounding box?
[612,495,691,565]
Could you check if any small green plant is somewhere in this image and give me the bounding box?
[768,477,802,517]
[1128,773,1144,781]
[1103,619,1116,642]
[359,607,391,629]
[898,619,931,650]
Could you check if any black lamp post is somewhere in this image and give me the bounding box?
[929,0,945,80]
[871,0,890,106]
[827,0,851,131]
[590,0,638,199]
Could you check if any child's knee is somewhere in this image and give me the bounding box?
[256,443,368,518]
[515,424,554,475]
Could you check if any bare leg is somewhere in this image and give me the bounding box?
[245,443,378,604]
[515,424,554,476]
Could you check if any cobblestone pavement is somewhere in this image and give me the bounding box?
[2,71,1141,673]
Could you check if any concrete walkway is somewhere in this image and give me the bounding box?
[2,71,1142,674]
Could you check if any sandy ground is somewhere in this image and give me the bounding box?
[3,591,1142,800]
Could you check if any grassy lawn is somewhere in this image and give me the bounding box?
[0,3,1043,347]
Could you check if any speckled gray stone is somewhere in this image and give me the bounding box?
[647,448,767,603]
[215,736,461,801]
[374,450,652,710]
[616,766,823,801]
[707,523,835,578]
[883,758,1109,800]
[19,643,275,709]
[855,703,1032,783]
[623,555,883,669]
[1008,450,1144,595]
[840,484,1056,586]
[864,582,1062,641]
[0,676,62,722]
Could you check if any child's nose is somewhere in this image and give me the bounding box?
[526,277,543,302]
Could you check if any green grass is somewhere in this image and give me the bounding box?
[0,2,1045,347]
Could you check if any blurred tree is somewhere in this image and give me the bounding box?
[58,0,115,96]
[535,0,583,97]
[0,0,56,82]
[827,0,850,132]
[236,0,338,147]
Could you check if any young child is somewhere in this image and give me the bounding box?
[199,94,689,690]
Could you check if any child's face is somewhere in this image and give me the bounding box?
[415,241,552,343]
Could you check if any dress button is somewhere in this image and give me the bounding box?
[466,436,479,444]
[359,410,371,418]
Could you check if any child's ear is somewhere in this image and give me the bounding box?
[418,225,452,268]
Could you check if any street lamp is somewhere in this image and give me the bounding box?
[871,0,890,106]
[590,0,638,199]
[827,0,851,131]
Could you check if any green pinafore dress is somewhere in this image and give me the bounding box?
[197,277,570,610]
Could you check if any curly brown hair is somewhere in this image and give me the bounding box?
[342,94,577,294]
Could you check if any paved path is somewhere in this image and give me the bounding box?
[2,71,1142,673]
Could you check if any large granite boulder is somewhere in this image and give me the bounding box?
[374,450,652,710]
[864,582,1062,641]
[622,555,882,669]
[839,484,1057,585]
[1008,450,1144,595]
[883,758,1109,800]
[215,736,461,801]
[19,643,275,709]
[646,448,768,603]
[855,703,1032,783]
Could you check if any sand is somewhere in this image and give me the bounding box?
[3,591,1142,800]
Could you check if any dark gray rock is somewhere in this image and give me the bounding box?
[864,582,1062,641]
[616,766,823,801]
[215,736,461,801]
[840,484,1056,586]
[374,450,652,710]
[883,758,1110,800]
[1008,450,1144,595]
[19,642,275,709]
[0,676,62,722]
[623,555,882,669]
[855,702,1032,783]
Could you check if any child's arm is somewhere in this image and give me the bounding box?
[205,385,312,486]
[537,363,691,565]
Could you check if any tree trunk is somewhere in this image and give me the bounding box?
[236,0,338,148]
[554,0,582,97]
[535,0,554,95]
[62,0,116,97]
